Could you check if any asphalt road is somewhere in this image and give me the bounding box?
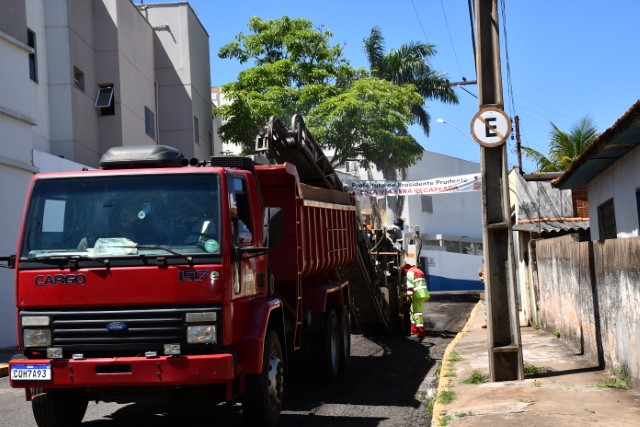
[0,292,480,427]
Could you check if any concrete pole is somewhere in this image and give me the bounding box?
[474,0,524,381]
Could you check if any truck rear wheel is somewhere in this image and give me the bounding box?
[319,308,341,382]
[243,330,284,427]
[31,387,88,427]
[339,306,350,372]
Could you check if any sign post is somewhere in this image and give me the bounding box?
[474,0,523,382]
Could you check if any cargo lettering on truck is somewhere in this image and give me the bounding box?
[34,274,87,286]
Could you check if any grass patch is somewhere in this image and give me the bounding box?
[524,362,541,376]
[425,397,435,417]
[518,398,536,404]
[447,350,462,362]
[438,415,452,426]
[532,380,542,388]
[456,411,473,417]
[463,369,488,384]
[553,329,561,338]
[598,364,631,390]
[532,323,540,330]
[443,369,457,377]
[434,361,442,377]
[437,389,457,405]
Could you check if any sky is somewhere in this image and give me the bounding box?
[150,0,640,173]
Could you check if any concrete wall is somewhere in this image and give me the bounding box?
[535,234,640,390]
[588,143,640,239]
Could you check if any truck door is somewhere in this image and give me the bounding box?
[228,176,257,296]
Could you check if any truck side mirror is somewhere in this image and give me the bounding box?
[263,207,283,247]
[0,255,16,269]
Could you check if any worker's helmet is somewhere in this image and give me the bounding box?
[393,217,404,229]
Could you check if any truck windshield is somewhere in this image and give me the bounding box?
[20,173,221,259]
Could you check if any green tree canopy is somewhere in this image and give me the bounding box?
[307,77,424,170]
[522,116,599,172]
[216,15,431,177]
[217,16,356,151]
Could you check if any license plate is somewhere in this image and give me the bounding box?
[10,364,52,381]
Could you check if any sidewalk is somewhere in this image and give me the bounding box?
[431,300,640,426]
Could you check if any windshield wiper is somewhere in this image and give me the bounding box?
[23,254,111,269]
[131,245,195,266]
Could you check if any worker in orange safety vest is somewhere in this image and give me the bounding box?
[402,264,430,337]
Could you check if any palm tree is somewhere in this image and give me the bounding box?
[362,27,458,222]
[522,116,599,172]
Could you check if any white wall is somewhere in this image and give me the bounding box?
[588,144,640,240]
[404,151,482,239]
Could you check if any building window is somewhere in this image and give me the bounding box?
[194,116,200,145]
[73,67,84,91]
[28,29,37,82]
[597,198,616,240]
[145,106,155,140]
[421,195,433,213]
[95,84,115,115]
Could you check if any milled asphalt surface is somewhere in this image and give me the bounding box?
[431,300,640,426]
[4,299,640,426]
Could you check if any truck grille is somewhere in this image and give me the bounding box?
[20,306,221,357]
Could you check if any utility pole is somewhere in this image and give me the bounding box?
[515,116,523,174]
[473,0,523,381]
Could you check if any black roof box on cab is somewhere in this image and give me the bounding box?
[99,145,185,169]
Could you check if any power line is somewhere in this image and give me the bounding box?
[409,0,442,70]
[439,0,464,79]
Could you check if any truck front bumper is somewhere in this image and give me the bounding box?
[8,353,236,388]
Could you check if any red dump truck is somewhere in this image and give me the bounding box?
[1,115,406,426]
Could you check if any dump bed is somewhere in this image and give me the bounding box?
[256,115,404,332]
[256,163,356,282]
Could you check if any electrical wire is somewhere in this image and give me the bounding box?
[439,0,464,79]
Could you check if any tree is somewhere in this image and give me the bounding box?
[362,27,458,219]
[307,77,423,170]
[522,116,599,172]
[363,27,458,138]
[217,16,355,152]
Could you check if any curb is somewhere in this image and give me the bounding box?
[429,300,482,427]
[0,363,7,378]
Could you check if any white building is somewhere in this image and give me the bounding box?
[338,151,484,292]
[0,0,212,348]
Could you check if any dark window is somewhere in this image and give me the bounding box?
[95,85,115,115]
[28,29,37,82]
[597,198,616,240]
[194,116,200,144]
[421,195,433,213]
[144,106,155,140]
[73,67,84,91]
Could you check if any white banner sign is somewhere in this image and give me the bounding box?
[343,173,481,196]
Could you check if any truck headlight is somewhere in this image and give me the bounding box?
[187,325,216,344]
[23,329,52,347]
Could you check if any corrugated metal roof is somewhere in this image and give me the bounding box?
[512,220,590,234]
[554,99,640,189]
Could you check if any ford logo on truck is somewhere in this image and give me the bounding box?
[106,322,128,332]
[34,274,87,286]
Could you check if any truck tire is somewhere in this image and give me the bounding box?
[243,330,284,427]
[319,308,341,382]
[339,306,350,372]
[31,387,88,427]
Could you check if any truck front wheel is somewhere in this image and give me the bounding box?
[243,330,284,427]
[31,387,88,427]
